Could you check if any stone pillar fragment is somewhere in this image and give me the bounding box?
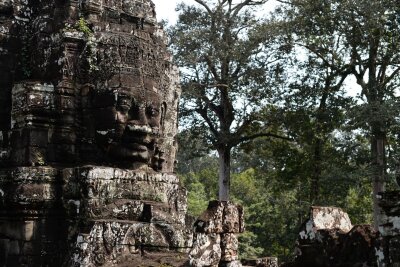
[378,191,400,266]
[189,201,244,267]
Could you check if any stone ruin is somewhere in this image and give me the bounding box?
[189,201,245,267]
[377,191,400,266]
[0,1,269,266]
[283,195,400,267]
[4,0,397,266]
[187,201,277,267]
[0,0,192,266]
[285,206,381,267]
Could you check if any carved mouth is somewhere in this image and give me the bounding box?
[125,143,148,152]
[111,145,150,161]
[107,129,157,162]
[127,124,153,134]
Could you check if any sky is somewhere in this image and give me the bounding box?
[150,0,363,98]
[151,0,279,25]
[152,0,181,24]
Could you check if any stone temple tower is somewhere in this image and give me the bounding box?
[0,0,192,266]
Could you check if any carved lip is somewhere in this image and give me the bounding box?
[125,143,148,152]
[127,124,153,134]
[121,130,153,146]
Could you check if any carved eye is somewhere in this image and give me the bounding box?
[146,106,160,117]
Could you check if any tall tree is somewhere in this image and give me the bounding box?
[170,0,288,200]
[278,47,352,203]
[279,0,400,228]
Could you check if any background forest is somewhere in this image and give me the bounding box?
[166,0,400,262]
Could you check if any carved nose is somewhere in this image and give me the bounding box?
[128,105,147,125]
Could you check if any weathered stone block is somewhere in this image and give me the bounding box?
[389,236,400,265]
[141,201,177,223]
[63,167,184,208]
[195,201,244,234]
[242,257,278,267]
[13,183,56,202]
[378,191,400,236]
[0,0,12,14]
[6,167,58,183]
[189,232,221,267]
[11,82,55,116]
[294,206,380,267]
[223,202,245,233]
[298,206,352,241]
[220,233,239,262]
[72,220,191,266]
[0,220,36,241]
[9,128,49,149]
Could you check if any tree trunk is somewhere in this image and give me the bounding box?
[371,128,386,229]
[310,138,322,204]
[218,146,231,201]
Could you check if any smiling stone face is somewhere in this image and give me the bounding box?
[88,87,166,170]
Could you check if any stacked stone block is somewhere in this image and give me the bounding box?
[0,166,69,266]
[189,201,245,267]
[241,258,278,267]
[0,0,191,266]
[378,191,400,266]
[63,166,192,266]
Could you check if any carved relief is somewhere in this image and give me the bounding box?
[0,1,187,266]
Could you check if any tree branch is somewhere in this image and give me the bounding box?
[234,132,293,146]
[232,0,267,17]
[204,54,221,81]
[194,0,212,14]
[383,66,400,88]
[196,106,219,138]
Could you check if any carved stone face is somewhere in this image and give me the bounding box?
[90,88,165,169]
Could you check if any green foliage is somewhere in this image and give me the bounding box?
[173,0,400,263]
[179,131,375,262]
[345,184,373,224]
[76,17,93,37]
[170,0,286,200]
[186,181,209,217]
[62,17,93,37]
[278,0,400,225]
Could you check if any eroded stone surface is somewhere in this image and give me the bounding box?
[298,206,352,241]
[221,233,239,262]
[378,191,400,266]
[189,201,244,267]
[189,233,221,267]
[71,221,191,266]
[241,257,278,267]
[195,201,244,234]
[0,0,189,266]
[0,0,180,171]
[293,206,380,267]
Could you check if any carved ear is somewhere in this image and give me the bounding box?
[80,84,95,109]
